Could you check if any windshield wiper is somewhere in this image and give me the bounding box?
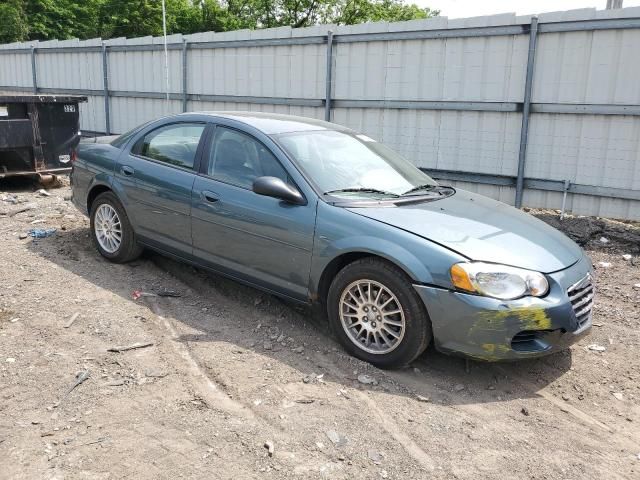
[324,187,400,198]
[401,184,444,196]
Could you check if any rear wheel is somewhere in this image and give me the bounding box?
[327,257,432,369]
[90,191,142,263]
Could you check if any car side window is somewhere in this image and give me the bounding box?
[208,127,289,189]
[135,123,205,170]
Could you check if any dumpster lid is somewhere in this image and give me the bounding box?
[0,95,88,104]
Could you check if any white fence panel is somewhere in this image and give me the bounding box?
[0,51,32,89]
[1,7,639,220]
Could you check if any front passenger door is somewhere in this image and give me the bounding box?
[191,126,317,301]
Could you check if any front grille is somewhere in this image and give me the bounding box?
[567,274,594,329]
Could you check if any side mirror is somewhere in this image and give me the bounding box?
[252,176,306,205]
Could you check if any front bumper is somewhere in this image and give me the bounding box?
[414,254,593,361]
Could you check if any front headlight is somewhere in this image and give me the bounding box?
[450,262,549,300]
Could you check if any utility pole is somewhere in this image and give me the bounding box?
[162,0,170,111]
[606,0,623,9]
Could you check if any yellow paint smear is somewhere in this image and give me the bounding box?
[466,306,553,360]
[476,306,552,330]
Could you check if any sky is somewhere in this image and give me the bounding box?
[417,0,640,18]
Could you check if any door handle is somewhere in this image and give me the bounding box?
[201,190,219,203]
[120,165,135,176]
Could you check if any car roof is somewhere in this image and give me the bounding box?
[184,111,355,135]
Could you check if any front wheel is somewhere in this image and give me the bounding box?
[327,257,432,369]
[90,191,142,263]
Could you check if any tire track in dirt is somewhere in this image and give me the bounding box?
[398,356,640,460]
[492,365,640,452]
[353,389,436,472]
[313,355,436,473]
[146,298,255,420]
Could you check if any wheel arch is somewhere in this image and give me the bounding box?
[313,242,434,306]
[86,183,113,213]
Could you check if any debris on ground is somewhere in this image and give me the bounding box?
[599,237,609,244]
[357,374,377,385]
[28,228,56,238]
[531,209,640,250]
[612,392,624,401]
[2,204,34,217]
[326,430,347,447]
[597,261,611,268]
[132,290,158,300]
[454,383,465,392]
[107,342,154,353]
[587,344,606,352]
[64,312,80,328]
[264,441,275,457]
[36,189,51,197]
[521,407,530,416]
[56,370,90,407]
[622,254,632,260]
[73,437,108,448]
[416,395,430,403]
[155,289,182,297]
[368,450,384,464]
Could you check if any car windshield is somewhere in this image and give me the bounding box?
[274,130,438,198]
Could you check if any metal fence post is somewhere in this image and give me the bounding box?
[101,42,111,135]
[515,16,539,208]
[324,30,334,122]
[30,46,38,94]
[182,39,188,113]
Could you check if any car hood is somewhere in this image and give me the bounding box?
[347,190,583,273]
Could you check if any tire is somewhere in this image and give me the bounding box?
[89,191,142,263]
[327,257,432,369]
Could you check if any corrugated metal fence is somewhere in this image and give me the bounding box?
[1,7,639,220]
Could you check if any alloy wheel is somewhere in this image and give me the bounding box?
[94,204,122,253]
[339,279,406,354]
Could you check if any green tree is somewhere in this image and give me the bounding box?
[98,0,206,38]
[0,0,438,43]
[0,0,28,43]
[23,0,102,40]
[221,0,437,30]
[98,0,163,38]
[336,0,437,25]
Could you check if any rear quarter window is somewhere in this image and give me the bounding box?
[134,123,206,170]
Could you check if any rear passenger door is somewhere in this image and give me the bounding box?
[116,122,207,257]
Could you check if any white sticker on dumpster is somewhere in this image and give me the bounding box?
[59,154,71,163]
[64,105,75,113]
[0,106,8,117]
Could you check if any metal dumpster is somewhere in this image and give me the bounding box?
[0,95,87,179]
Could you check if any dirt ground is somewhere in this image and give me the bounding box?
[1,180,639,480]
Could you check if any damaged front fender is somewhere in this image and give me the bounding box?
[413,254,593,361]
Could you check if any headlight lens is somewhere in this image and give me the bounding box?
[450,262,549,300]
